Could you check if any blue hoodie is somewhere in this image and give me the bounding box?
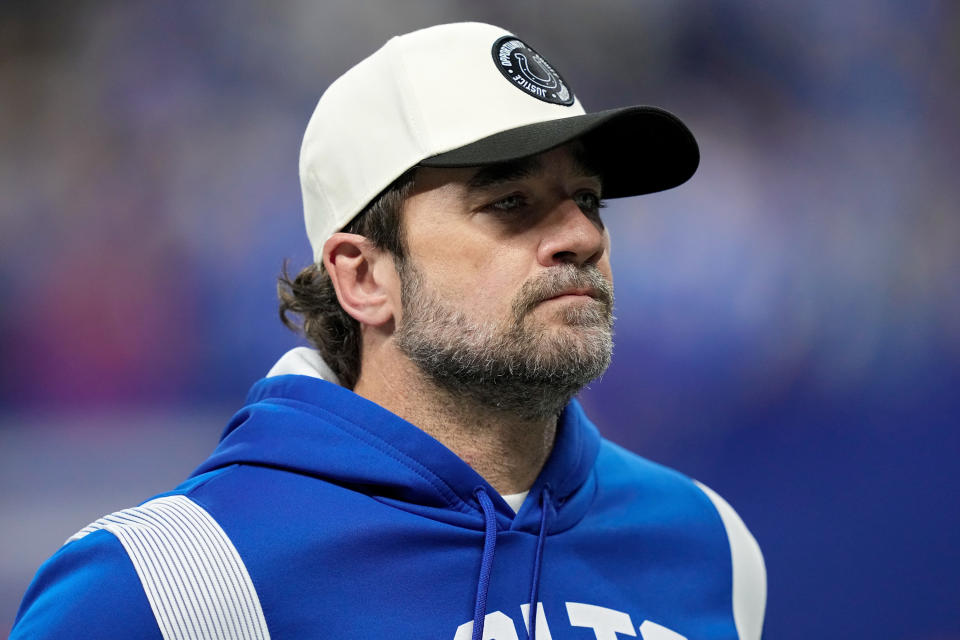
[12,350,765,639]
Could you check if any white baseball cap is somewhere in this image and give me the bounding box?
[299,22,699,263]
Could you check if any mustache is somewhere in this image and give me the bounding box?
[512,265,614,319]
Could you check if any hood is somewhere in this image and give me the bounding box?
[190,349,601,535]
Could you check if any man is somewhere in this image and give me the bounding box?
[12,22,765,640]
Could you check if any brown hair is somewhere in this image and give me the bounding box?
[278,169,416,388]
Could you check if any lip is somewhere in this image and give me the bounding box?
[542,288,598,302]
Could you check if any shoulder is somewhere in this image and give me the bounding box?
[693,480,767,640]
[594,438,707,505]
[595,439,767,640]
[11,526,160,639]
[13,478,270,640]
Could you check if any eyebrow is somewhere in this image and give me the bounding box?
[465,147,603,191]
[467,157,542,190]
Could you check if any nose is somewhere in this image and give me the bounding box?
[536,198,607,267]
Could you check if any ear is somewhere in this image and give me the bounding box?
[322,232,400,328]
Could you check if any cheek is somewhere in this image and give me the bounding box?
[420,248,529,317]
[452,258,524,311]
[402,206,535,316]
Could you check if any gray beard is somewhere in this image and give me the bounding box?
[394,260,614,421]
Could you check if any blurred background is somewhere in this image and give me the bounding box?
[1,0,958,637]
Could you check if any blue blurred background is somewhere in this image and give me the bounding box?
[2,1,958,637]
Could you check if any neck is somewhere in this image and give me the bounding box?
[352,348,558,495]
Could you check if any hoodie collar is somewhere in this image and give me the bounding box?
[192,349,600,533]
[264,346,340,382]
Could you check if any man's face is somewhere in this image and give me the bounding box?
[392,144,615,419]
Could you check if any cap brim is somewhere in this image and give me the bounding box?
[419,106,699,198]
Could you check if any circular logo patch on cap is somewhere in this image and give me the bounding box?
[491,36,574,106]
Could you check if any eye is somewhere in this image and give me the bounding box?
[574,191,606,217]
[486,193,528,213]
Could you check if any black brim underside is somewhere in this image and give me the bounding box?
[419,106,700,198]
